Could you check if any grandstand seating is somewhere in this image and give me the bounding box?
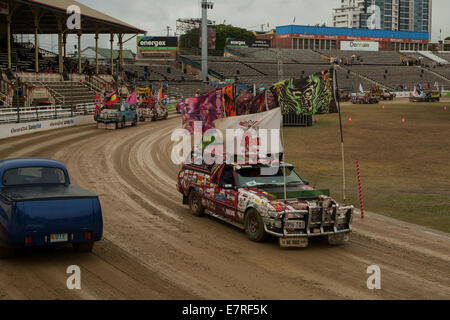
[435,52,450,63]
[344,65,450,90]
[230,48,326,64]
[321,50,403,65]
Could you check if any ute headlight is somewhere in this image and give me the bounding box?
[337,207,351,219]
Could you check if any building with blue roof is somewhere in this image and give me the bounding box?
[271,25,429,51]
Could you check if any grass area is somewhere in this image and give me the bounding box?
[283,100,450,233]
[165,103,176,110]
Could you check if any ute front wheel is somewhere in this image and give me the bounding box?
[245,209,268,242]
[188,189,204,217]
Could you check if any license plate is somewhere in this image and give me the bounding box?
[50,233,68,243]
[279,237,308,248]
[285,220,305,229]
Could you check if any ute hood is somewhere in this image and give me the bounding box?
[241,185,335,212]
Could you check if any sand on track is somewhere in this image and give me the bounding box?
[0,118,448,300]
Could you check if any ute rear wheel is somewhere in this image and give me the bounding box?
[72,242,94,253]
[245,209,268,242]
[188,189,204,217]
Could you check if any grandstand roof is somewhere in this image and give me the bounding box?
[82,47,135,60]
[7,0,145,34]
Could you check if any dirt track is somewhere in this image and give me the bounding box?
[0,117,449,300]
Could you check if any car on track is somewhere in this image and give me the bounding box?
[96,101,138,129]
[0,158,103,258]
[177,161,353,248]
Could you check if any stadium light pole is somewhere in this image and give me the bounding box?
[201,1,213,82]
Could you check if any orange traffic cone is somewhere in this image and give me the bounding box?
[382,105,385,110]
[401,117,406,124]
[348,116,352,123]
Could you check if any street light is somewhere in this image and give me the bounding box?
[201,1,214,82]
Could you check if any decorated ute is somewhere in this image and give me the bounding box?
[177,161,353,248]
[136,88,154,122]
[96,101,138,129]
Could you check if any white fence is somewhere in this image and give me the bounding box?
[0,103,95,124]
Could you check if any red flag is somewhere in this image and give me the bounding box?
[94,92,101,116]
[105,91,119,107]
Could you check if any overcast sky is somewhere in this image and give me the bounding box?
[37,0,450,53]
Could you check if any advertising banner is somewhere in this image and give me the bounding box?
[340,41,379,52]
[199,26,217,50]
[0,116,95,140]
[226,39,271,49]
[137,36,178,50]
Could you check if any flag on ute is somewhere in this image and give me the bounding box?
[126,91,137,105]
[94,92,101,116]
[213,108,283,157]
[104,91,119,106]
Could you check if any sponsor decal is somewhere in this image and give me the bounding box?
[138,36,178,50]
[10,123,42,134]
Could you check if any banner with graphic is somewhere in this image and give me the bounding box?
[221,84,236,117]
[213,108,283,156]
[271,69,335,115]
[179,90,223,134]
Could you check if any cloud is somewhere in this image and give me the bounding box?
[37,0,449,53]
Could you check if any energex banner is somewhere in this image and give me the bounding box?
[212,108,283,164]
[138,36,178,50]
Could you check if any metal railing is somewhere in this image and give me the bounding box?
[0,103,95,124]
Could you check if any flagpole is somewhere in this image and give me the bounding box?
[333,65,347,203]
[279,108,288,220]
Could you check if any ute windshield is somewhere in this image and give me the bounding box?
[2,167,66,186]
[236,166,305,188]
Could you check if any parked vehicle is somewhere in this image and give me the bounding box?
[96,101,137,129]
[177,161,353,248]
[351,92,379,104]
[409,90,441,102]
[374,88,396,100]
[0,158,103,258]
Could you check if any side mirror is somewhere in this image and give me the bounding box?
[303,180,310,186]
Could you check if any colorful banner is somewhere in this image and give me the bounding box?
[271,69,335,115]
[222,84,236,117]
[179,90,223,134]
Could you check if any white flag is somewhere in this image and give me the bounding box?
[213,108,283,158]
